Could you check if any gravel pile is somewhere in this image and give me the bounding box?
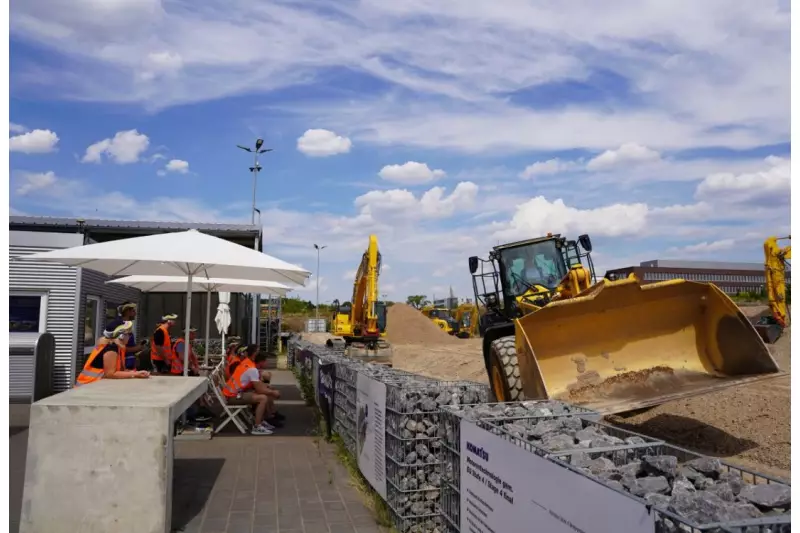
[561,450,791,530]
[385,379,488,532]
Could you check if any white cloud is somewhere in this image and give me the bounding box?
[139,51,184,81]
[9,122,27,133]
[296,129,352,157]
[494,196,649,242]
[668,239,736,255]
[586,143,661,171]
[164,159,189,174]
[15,171,58,195]
[378,161,446,185]
[82,129,150,164]
[9,129,59,153]
[695,156,789,206]
[355,182,478,220]
[519,158,580,179]
[8,1,788,156]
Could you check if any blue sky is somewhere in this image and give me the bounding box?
[8,0,791,303]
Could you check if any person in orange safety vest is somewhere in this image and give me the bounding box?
[170,327,200,375]
[75,321,150,387]
[150,314,177,373]
[222,348,282,436]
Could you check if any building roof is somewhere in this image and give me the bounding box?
[9,215,260,233]
[639,259,765,271]
[9,215,263,250]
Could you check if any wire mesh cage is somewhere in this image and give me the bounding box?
[548,443,791,533]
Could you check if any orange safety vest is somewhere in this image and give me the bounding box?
[225,353,241,377]
[150,324,171,361]
[222,359,256,398]
[170,338,199,375]
[75,342,126,387]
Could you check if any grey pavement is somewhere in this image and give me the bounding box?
[10,367,388,533]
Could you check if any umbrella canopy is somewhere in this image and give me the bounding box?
[18,229,309,376]
[106,275,292,295]
[16,228,310,285]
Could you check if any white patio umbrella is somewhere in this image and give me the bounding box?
[106,274,292,366]
[17,229,309,375]
[215,292,232,361]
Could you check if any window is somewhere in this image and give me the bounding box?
[10,293,47,333]
[84,296,102,354]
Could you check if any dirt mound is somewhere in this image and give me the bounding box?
[386,304,462,345]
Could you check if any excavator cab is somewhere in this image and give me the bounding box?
[469,233,782,414]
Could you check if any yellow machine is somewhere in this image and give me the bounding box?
[421,306,458,334]
[453,303,479,338]
[468,233,782,414]
[328,235,391,358]
[754,235,791,344]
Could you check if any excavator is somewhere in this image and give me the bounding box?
[328,235,392,361]
[468,233,783,414]
[453,302,479,338]
[754,235,791,344]
[420,306,458,335]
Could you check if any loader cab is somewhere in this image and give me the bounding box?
[469,233,596,329]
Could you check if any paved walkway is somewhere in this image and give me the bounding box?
[10,369,387,533]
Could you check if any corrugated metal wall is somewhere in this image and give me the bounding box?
[76,269,141,369]
[9,244,79,394]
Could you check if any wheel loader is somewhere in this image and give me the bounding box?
[468,233,783,414]
[421,306,459,335]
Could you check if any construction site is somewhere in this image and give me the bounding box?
[305,232,792,481]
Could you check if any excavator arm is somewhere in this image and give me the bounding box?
[349,234,382,338]
[755,235,791,343]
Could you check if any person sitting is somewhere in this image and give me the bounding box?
[151,314,178,373]
[222,352,281,436]
[106,302,149,370]
[224,337,243,378]
[170,327,200,376]
[76,322,150,386]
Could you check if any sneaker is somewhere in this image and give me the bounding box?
[194,414,213,422]
[260,421,275,430]
[251,425,273,436]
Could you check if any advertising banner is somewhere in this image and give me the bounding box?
[317,360,336,438]
[459,420,655,533]
[356,373,387,499]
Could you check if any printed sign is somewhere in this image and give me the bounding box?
[356,373,387,499]
[460,420,655,533]
[317,360,336,437]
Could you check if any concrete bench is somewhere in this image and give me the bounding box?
[19,376,208,533]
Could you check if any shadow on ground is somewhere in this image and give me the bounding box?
[608,413,760,457]
[171,458,224,532]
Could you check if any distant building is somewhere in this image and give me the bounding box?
[433,297,459,309]
[604,259,790,296]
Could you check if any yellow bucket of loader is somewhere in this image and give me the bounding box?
[514,277,782,414]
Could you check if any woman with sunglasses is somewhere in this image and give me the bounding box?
[75,321,150,387]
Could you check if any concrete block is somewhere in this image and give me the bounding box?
[19,376,208,533]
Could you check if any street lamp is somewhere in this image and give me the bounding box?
[313,243,327,321]
[237,138,273,225]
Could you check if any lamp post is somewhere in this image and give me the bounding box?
[237,138,273,225]
[313,244,327,321]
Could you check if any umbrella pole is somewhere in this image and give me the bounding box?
[204,288,212,366]
[184,273,193,377]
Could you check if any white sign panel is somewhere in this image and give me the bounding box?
[356,373,387,499]
[460,420,655,533]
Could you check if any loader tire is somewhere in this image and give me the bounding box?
[488,336,524,402]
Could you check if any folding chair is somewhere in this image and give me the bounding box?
[207,364,252,434]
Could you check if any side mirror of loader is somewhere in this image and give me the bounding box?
[578,234,593,252]
[468,256,479,274]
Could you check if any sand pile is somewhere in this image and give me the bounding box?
[385,304,462,345]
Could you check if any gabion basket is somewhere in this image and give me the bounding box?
[548,443,791,533]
